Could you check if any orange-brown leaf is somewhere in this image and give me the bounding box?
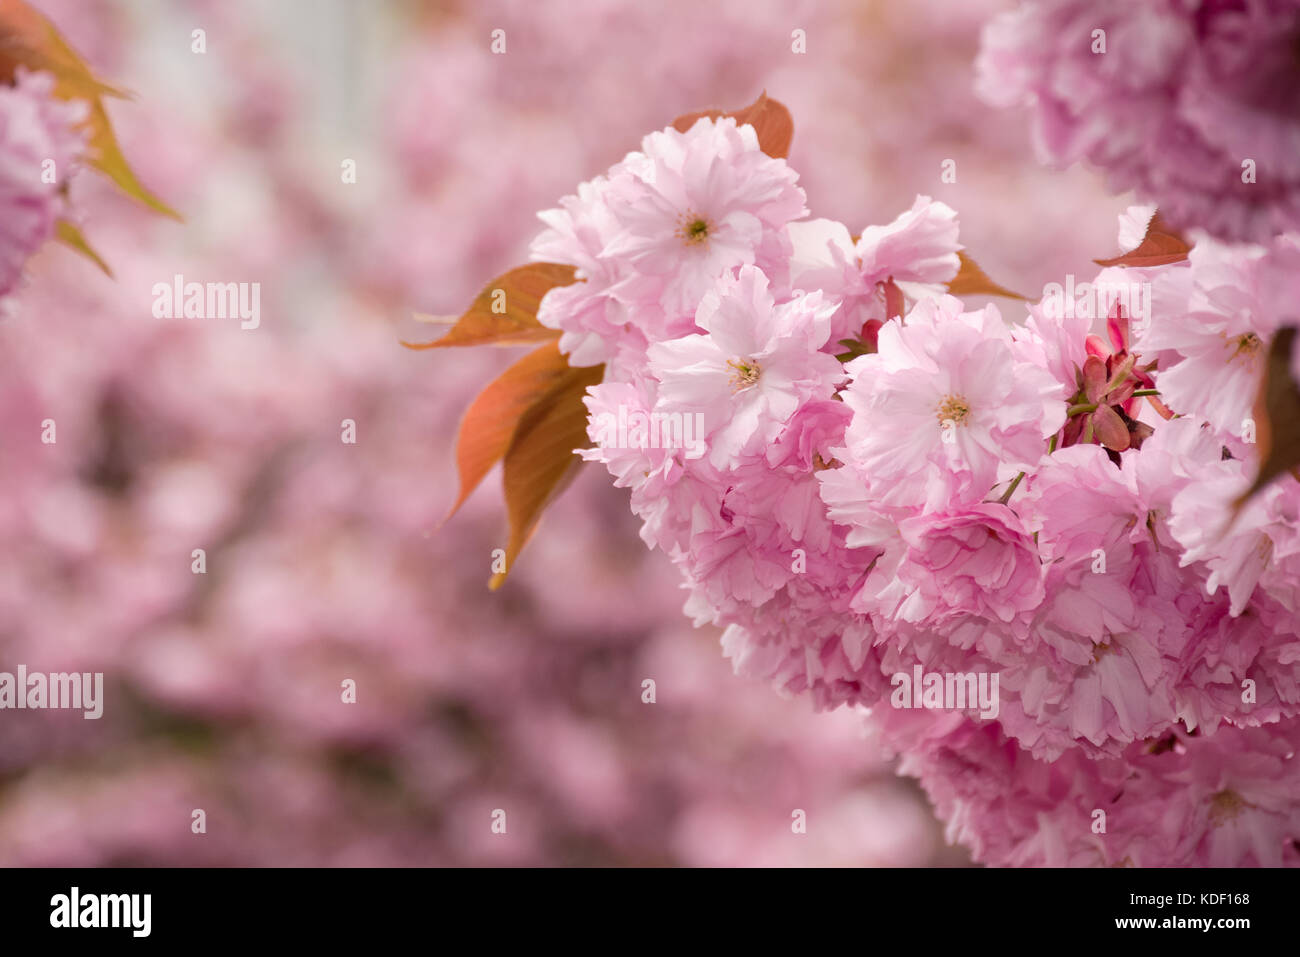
[0,0,180,219]
[403,263,575,350]
[489,360,604,589]
[0,0,123,96]
[1236,326,1300,508]
[947,251,1026,300]
[55,219,111,276]
[1094,210,1191,268]
[672,91,794,159]
[85,100,181,219]
[446,341,586,521]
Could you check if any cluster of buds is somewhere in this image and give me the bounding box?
[1060,307,1172,457]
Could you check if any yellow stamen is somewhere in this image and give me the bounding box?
[936,394,971,426]
[1229,332,1262,363]
[677,213,712,245]
[727,357,761,391]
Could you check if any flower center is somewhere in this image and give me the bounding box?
[726,357,762,391]
[677,213,712,245]
[1091,641,1117,663]
[935,394,970,427]
[1230,332,1262,362]
[1208,789,1249,826]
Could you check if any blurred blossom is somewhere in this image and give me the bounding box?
[0,69,86,302]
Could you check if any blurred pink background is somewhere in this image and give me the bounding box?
[0,0,1124,865]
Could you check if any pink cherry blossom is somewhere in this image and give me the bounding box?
[855,503,1044,637]
[786,195,961,343]
[828,295,1065,511]
[1137,237,1281,443]
[647,264,841,468]
[601,117,806,318]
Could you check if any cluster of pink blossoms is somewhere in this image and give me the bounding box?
[0,68,86,303]
[976,0,1300,243]
[533,114,1300,865]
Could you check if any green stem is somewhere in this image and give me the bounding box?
[1131,389,1161,398]
[998,471,1026,505]
[1067,402,1097,416]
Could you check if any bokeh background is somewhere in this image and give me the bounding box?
[0,0,1128,865]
